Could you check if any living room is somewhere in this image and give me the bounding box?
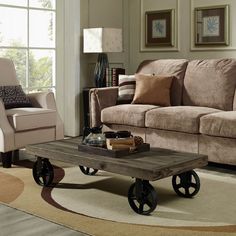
[0,0,236,235]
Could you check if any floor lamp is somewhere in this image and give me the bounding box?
[83,28,123,87]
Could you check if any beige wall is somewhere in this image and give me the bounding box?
[63,0,127,135]
[78,0,129,133]
[129,0,236,73]
[77,0,236,133]
[80,0,129,87]
[81,0,236,75]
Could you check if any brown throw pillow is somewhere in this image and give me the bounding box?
[132,74,173,106]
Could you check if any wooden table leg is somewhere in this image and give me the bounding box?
[12,150,19,164]
[1,152,12,168]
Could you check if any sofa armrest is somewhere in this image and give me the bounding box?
[0,99,15,152]
[27,92,64,140]
[89,87,118,127]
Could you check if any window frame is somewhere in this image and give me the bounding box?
[0,1,56,93]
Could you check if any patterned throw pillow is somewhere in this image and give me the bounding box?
[117,75,136,104]
[0,85,32,109]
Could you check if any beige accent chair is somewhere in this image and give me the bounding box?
[0,58,64,168]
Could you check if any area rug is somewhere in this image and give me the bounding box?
[0,160,236,236]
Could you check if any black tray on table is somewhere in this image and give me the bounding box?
[78,143,150,158]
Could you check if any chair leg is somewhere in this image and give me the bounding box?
[1,152,12,168]
[12,150,19,164]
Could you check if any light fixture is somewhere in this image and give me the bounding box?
[83,28,122,87]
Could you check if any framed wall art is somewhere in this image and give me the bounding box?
[145,9,174,47]
[195,5,229,46]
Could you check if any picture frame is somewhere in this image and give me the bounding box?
[194,5,229,46]
[145,9,174,47]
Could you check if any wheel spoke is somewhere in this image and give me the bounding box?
[79,166,98,176]
[42,175,47,185]
[85,167,90,174]
[176,183,182,189]
[130,195,137,200]
[185,187,190,196]
[138,203,144,213]
[37,172,43,177]
[189,173,193,182]
[145,199,153,208]
[190,183,197,189]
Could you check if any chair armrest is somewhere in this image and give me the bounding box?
[27,92,57,110]
[27,92,64,140]
[0,99,15,152]
[89,87,118,127]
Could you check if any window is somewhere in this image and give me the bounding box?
[0,0,56,93]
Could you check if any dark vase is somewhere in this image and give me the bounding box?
[94,53,109,87]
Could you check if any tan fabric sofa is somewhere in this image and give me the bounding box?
[89,59,236,166]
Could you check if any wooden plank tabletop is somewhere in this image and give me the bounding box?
[26,137,208,181]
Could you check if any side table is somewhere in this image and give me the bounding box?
[83,87,93,128]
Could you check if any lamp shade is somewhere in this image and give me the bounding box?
[83,28,122,53]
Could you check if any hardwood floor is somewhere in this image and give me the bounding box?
[0,204,89,236]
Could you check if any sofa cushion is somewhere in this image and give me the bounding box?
[132,74,173,106]
[183,59,236,111]
[145,106,221,134]
[200,111,236,138]
[6,107,57,131]
[137,59,188,106]
[101,104,157,127]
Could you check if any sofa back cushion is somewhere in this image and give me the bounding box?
[136,59,188,106]
[183,59,236,111]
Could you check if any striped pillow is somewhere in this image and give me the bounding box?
[117,75,136,104]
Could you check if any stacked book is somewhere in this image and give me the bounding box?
[106,67,125,87]
[106,137,135,150]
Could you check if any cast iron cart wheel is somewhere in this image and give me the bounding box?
[32,158,54,187]
[172,170,200,198]
[79,166,98,176]
[128,179,158,215]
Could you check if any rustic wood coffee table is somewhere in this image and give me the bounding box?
[26,138,208,215]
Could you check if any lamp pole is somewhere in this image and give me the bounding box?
[94,53,109,87]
